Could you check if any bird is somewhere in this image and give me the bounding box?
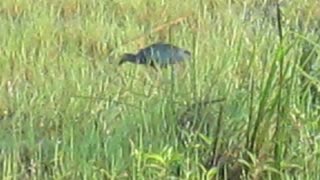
[118,42,191,70]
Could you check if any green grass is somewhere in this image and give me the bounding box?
[0,0,320,179]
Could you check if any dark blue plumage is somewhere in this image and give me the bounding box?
[119,42,191,69]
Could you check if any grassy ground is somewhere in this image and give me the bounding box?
[0,0,319,179]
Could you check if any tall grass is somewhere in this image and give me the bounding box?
[0,0,319,179]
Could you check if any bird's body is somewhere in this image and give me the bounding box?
[119,42,191,69]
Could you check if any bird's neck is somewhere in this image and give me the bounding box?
[129,54,146,64]
[122,54,137,63]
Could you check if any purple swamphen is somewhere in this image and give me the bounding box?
[119,42,191,69]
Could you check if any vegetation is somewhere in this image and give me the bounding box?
[0,0,319,179]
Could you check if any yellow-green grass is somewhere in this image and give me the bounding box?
[0,0,319,179]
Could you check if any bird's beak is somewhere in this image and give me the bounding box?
[118,59,126,65]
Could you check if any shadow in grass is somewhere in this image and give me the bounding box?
[177,98,226,149]
[175,98,248,179]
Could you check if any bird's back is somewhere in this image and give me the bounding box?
[136,43,191,66]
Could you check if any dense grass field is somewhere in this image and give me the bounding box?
[0,0,319,179]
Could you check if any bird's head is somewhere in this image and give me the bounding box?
[119,53,137,65]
